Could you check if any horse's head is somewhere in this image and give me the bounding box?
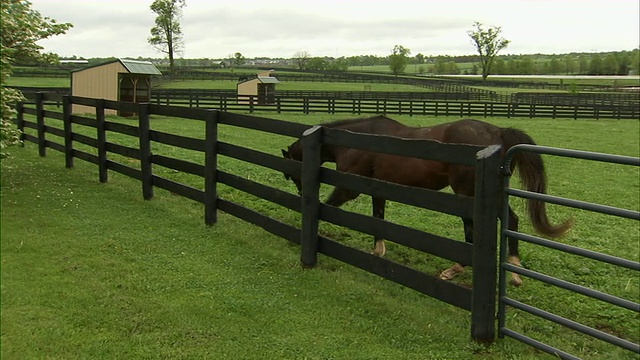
[281,141,303,194]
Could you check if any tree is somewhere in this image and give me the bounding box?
[306,57,328,71]
[467,21,510,81]
[616,52,630,76]
[431,57,447,74]
[630,49,640,75]
[519,57,535,75]
[602,53,619,75]
[148,0,186,74]
[293,51,310,70]
[233,52,245,67]
[548,56,562,74]
[588,55,603,75]
[389,45,410,76]
[327,57,349,71]
[578,55,589,75]
[493,58,506,74]
[1,0,72,156]
[563,55,577,75]
[445,61,460,75]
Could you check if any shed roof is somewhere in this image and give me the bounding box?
[71,58,162,75]
[120,59,162,75]
[257,75,279,84]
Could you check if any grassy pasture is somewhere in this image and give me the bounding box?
[3,108,639,359]
[3,76,70,88]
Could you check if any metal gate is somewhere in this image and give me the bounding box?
[498,144,640,359]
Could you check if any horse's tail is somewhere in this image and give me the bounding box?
[500,127,572,238]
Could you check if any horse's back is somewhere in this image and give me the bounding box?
[325,115,409,136]
[440,119,503,146]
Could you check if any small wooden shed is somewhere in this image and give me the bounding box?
[237,70,279,105]
[71,58,162,115]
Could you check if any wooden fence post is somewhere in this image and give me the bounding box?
[35,92,46,156]
[204,110,218,225]
[62,95,74,168]
[138,103,153,200]
[96,99,107,182]
[303,97,310,114]
[16,102,25,146]
[300,125,322,268]
[470,144,502,344]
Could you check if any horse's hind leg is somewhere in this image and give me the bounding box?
[505,206,523,287]
[372,197,386,256]
[440,217,473,280]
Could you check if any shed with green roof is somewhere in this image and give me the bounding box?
[71,58,162,115]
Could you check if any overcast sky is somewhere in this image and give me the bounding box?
[31,0,640,60]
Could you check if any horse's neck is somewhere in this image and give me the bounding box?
[321,144,339,163]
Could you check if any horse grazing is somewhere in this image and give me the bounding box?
[281,115,572,286]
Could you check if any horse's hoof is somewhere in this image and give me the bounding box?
[509,275,523,287]
[370,250,384,257]
[439,271,454,281]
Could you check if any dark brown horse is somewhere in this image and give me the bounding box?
[281,115,572,286]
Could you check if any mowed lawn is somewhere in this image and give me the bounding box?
[2,112,639,359]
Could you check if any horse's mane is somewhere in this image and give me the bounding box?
[321,115,401,129]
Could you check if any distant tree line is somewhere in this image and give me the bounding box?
[22,50,640,77]
[270,50,640,76]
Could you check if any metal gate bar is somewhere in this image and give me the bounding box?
[503,230,640,271]
[498,144,640,358]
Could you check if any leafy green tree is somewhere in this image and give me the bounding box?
[578,55,589,75]
[445,61,460,75]
[630,49,640,74]
[563,55,577,74]
[519,57,535,75]
[548,56,562,74]
[148,0,186,74]
[492,58,506,74]
[306,57,327,71]
[1,0,72,156]
[327,57,349,71]
[602,53,619,75]
[588,55,603,75]
[234,52,245,66]
[616,52,630,75]
[506,59,519,74]
[388,45,410,75]
[467,21,510,81]
[431,57,447,74]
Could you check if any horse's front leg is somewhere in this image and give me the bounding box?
[440,217,473,281]
[372,197,386,256]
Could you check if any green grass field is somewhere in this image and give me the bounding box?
[2,108,639,359]
[3,76,70,87]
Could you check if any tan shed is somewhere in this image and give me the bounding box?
[237,70,279,105]
[71,58,162,115]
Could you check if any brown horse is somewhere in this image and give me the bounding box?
[281,115,572,286]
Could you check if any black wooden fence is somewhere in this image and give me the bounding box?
[17,92,504,343]
[147,91,638,119]
[12,86,639,119]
